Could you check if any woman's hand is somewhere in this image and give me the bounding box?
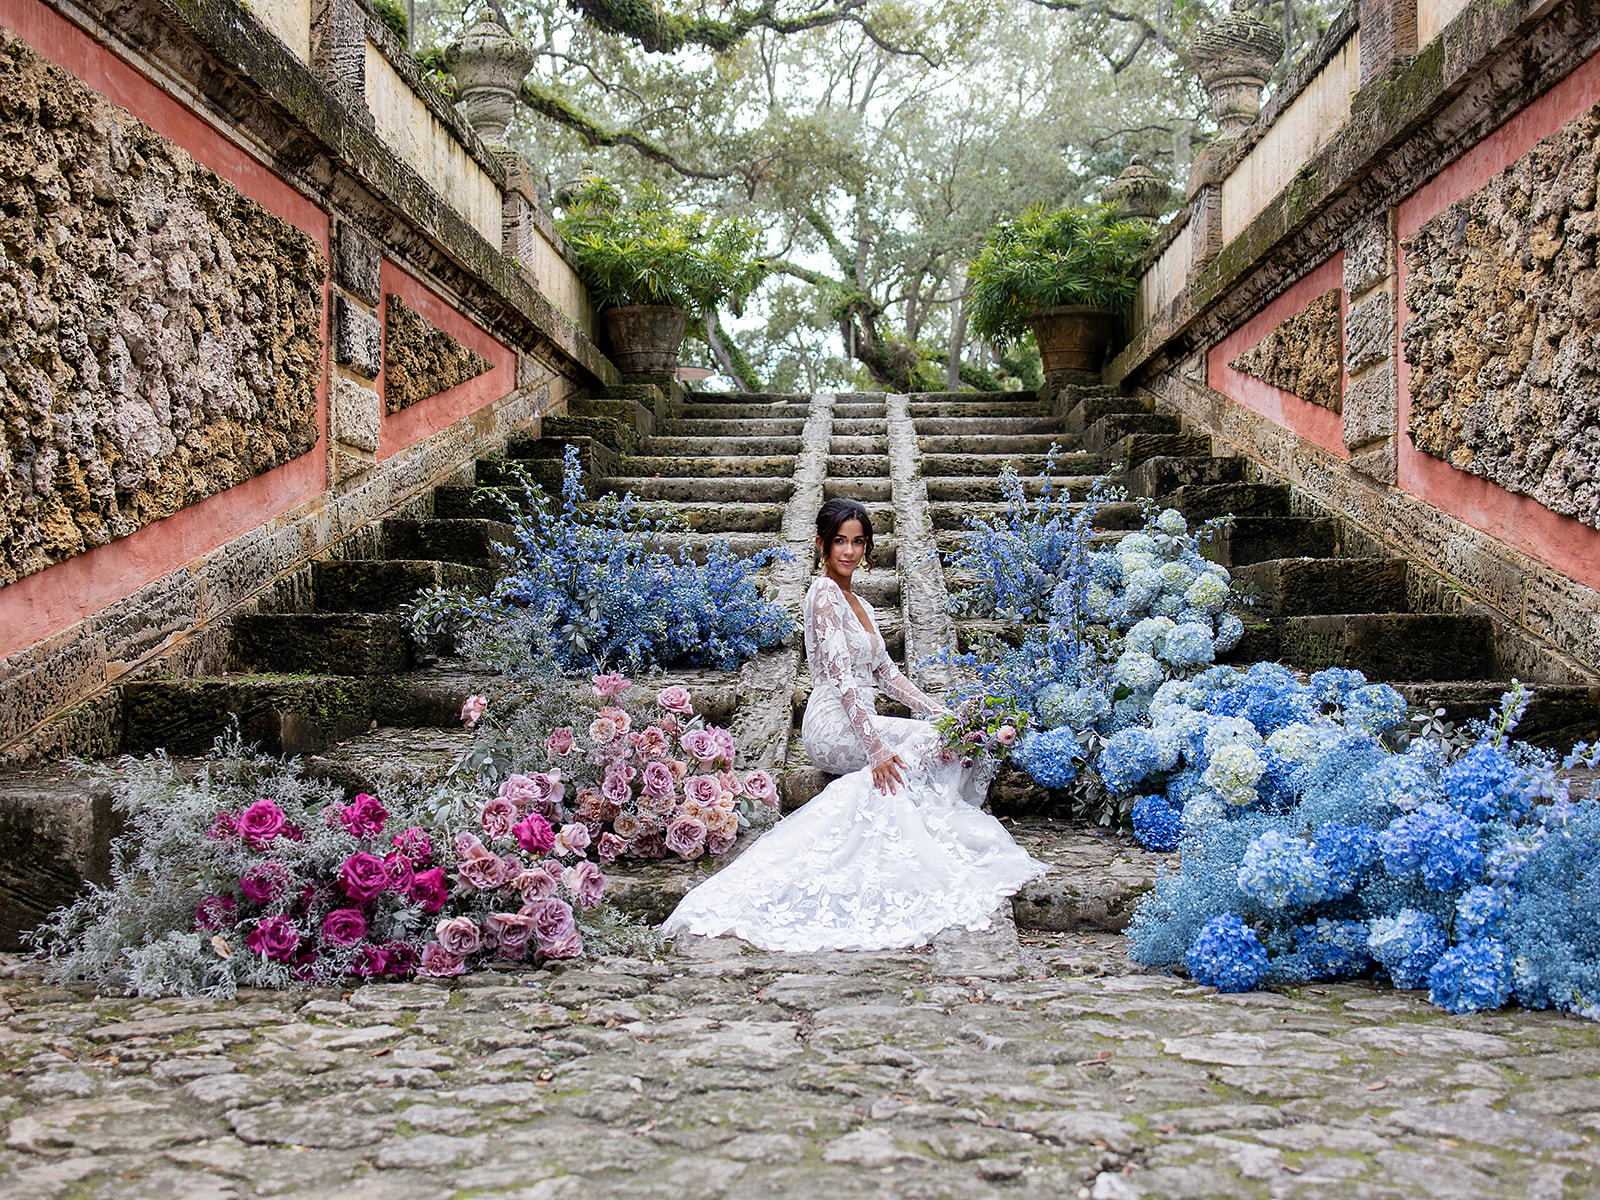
[872,754,907,794]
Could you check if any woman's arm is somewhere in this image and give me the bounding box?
[868,613,950,716]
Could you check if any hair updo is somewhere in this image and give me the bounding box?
[815,497,874,570]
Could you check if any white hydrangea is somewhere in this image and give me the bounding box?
[1204,715,1263,754]
[1151,724,1183,772]
[1124,568,1163,612]
[1204,743,1264,806]
[1118,551,1156,579]
[1184,572,1230,614]
[1118,533,1157,558]
[1156,508,1188,537]
[1159,561,1196,593]
[1113,650,1164,693]
[1266,721,1323,765]
[1084,583,1115,621]
[1126,616,1175,655]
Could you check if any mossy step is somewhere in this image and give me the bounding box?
[851,573,901,607]
[230,613,412,676]
[1065,392,1151,438]
[381,518,515,568]
[827,454,891,477]
[1124,454,1246,498]
[1008,822,1169,933]
[919,434,1075,456]
[430,485,518,524]
[647,533,785,564]
[1394,683,1600,750]
[678,402,811,420]
[665,417,806,437]
[830,435,889,455]
[1090,501,1149,531]
[566,395,654,436]
[604,475,794,504]
[612,454,799,479]
[541,414,638,455]
[907,400,1048,419]
[913,416,1065,436]
[790,673,914,725]
[1231,557,1410,616]
[1208,516,1342,566]
[692,391,813,404]
[924,475,1102,507]
[1161,482,1291,521]
[824,477,893,503]
[639,435,802,457]
[923,452,1105,479]
[1107,431,1213,470]
[908,390,1027,403]
[1082,412,1182,453]
[655,502,788,534]
[500,435,619,477]
[832,418,889,436]
[302,725,480,796]
[1279,613,1496,680]
[312,560,493,614]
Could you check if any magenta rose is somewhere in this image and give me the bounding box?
[339,793,387,839]
[321,907,369,947]
[194,895,236,932]
[384,851,415,893]
[707,828,737,857]
[656,685,693,715]
[435,915,482,957]
[641,760,676,801]
[665,815,708,860]
[596,832,629,864]
[552,822,591,856]
[339,852,390,903]
[206,813,239,841]
[682,774,722,809]
[383,942,418,975]
[417,942,465,977]
[238,800,287,846]
[480,797,517,840]
[743,770,778,808]
[484,912,535,960]
[679,729,718,767]
[513,812,555,855]
[544,727,575,758]
[239,862,289,904]
[245,915,300,962]
[542,930,584,959]
[515,866,558,904]
[528,896,577,953]
[569,860,606,910]
[707,727,736,763]
[393,826,433,862]
[408,866,448,913]
[458,852,509,891]
[353,944,392,977]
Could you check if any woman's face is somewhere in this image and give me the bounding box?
[819,518,868,579]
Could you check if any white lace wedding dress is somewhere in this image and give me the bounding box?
[661,575,1044,952]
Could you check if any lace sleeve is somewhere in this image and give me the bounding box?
[809,582,897,768]
[868,616,950,716]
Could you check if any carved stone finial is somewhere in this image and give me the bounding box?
[1190,5,1285,140]
[1101,157,1172,219]
[444,19,537,146]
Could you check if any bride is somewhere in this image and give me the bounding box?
[662,498,1045,952]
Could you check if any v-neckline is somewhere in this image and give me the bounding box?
[824,576,879,648]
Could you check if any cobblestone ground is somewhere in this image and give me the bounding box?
[5,880,1600,1198]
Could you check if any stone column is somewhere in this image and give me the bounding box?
[1358,0,1418,86]
[328,221,385,484]
[310,0,373,128]
[1341,213,1399,483]
[499,153,546,291]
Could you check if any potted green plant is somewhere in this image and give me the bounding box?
[966,203,1153,374]
[557,178,769,374]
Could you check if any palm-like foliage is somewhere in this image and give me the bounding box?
[557,177,769,313]
[966,203,1152,349]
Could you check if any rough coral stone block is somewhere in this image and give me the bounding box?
[1343,364,1396,449]
[332,373,382,453]
[333,294,383,379]
[1229,289,1344,412]
[1343,213,1392,297]
[1344,290,1392,375]
[334,219,382,306]
[1349,439,1398,484]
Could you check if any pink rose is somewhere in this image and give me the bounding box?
[484,912,535,960]
[596,832,629,863]
[997,724,1018,746]
[665,815,708,860]
[461,693,488,728]
[717,770,745,798]
[239,862,289,904]
[238,800,287,846]
[515,867,558,903]
[480,797,517,840]
[542,930,584,960]
[613,811,644,840]
[656,685,694,715]
[339,852,389,903]
[545,727,575,757]
[568,860,606,910]
[588,716,618,745]
[339,793,387,839]
[393,827,433,862]
[660,714,682,738]
[632,726,670,759]
[680,729,718,767]
[436,915,482,957]
[600,772,633,806]
[528,896,577,953]
[591,672,632,698]
[682,774,722,808]
[600,706,632,736]
[458,852,509,891]
[246,915,300,962]
[638,788,675,817]
[321,907,369,947]
[667,759,689,783]
[384,851,415,893]
[707,828,737,857]
[641,760,676,800]
[707,727,736,763]
[576,788,608,821]
[417,942,465,977]
[194,895,236,932]
[407,867,448,913]
[743,770,778,808]
[552,823,591,856]
[513,812,555,855]
[499,772,564,816]
[456,831,490,860]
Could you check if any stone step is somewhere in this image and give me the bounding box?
[913,416,1065,436]
[924,475,1102,505]
[430,485,517,524]
[0,768,117,949]
[638,435,801,457]
[541,413,638,455]
[830,436,889,455]
[1107,431,1213,470]
[1279,613,1497,680]
[301,725,480,796]
[679,402,811,420]
[1082,412,1182,453]
[1208,515,1342,566]
[603,475,794,504]
[1231,557,1410,616]
[1091,501,1149,530]
[1160,482,1292,521]
[611,454,798,479]
[663,417,807,437]
[1123,454,1247,497]
[649,533,787,564]
[827,454,891,477]
[907,399,1048,418]
[381,518,515,568]
[311,560,493,614]
[824,477,893,503]
[1394,682,1600,750]
[831,418,888,436]
[660,502,788,534]
[923,452,1105,478]
[502,435,619,478]
[1065,391,1150,438]
[230,613,413,676]
[851,574,901,607]
[834,402,888,419]
[919,434,1075,457]
[1007,821,1169,933]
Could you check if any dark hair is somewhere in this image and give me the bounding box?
[815,498,874,569]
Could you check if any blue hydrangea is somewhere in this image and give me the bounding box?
[1125,616,1175,656]
[1441,743,1527,821]
[1309,667,1369,707]
[1186,914,1269,992]
[1099,727,1162,793]
[1185,573,1231,615]
[1237,831,1332,908]
[1362,740,1445,811]
[1454,885,1507,937]
[1427,938,1513,1014]
[1343,684,1409,734]
[1380,803,1484,892]
[1013,728,1082,789]
[1294,919,1374,980]
[1162,622,1216,668]
[1311,822,1380,897]
[1367,909,1448,989]
[1131,794,1183,851]
[1034,681,1113,731]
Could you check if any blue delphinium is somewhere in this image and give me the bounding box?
[1427,938,1513,1013]
[1186,914,1269,992]
[1236,831,1332,908]
[1131,794,1183,852]
[1380,803,1484,891]
[1311,822,1380,897]
[1368,909,1448,989]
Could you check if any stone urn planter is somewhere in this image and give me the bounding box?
[603,305,691,374]
[1101,158,1172,220]
[1031,306,1122,374]
[1189,3,1285,140]
[444,19,537,145]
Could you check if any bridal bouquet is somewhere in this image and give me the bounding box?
[933,690,1033,769]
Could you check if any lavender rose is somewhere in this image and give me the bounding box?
[528,896,577,953]
[641,760,676,800]
[321,908,369,947]
[682,774,722,808]
[552,823,591,856]
[542,930,584,959]
[515,866,558,904]
[613,812,644,840]
[665,815,708,860]
[435,915,483,957]
[418,942,465,977]
[460,693,488,728]
[680,729,718,767]
[458,852,509,891]
[743,770,779,808]
[707,829,737,857]
[238,799,287,846]
[707,727,736,763]
[596,832,629,863]
[480,797,517,840]
[569,860,606,909]
[600,772,633,806]
[484,912,535,960]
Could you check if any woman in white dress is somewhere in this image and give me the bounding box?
[661,498,1045,952]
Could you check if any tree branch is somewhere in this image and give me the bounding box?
[567,0,933,59]
[1024,0,1185,61]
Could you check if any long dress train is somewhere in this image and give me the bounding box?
[661,575,1045,952]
